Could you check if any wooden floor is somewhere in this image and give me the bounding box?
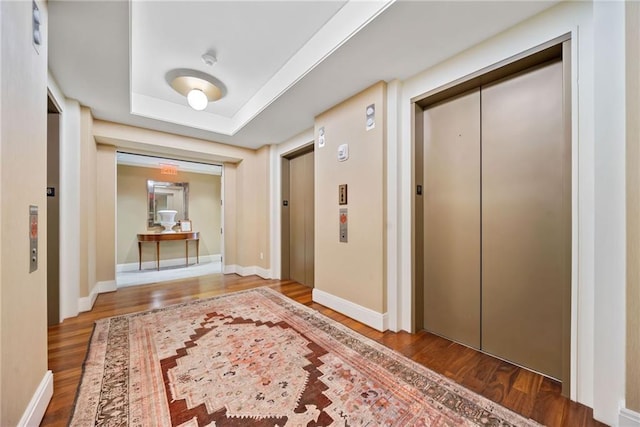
[42,274,605,426]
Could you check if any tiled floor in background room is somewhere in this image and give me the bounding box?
[116,261,222,287]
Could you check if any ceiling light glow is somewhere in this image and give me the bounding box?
[167,69,225,111]
[187,89,208,111]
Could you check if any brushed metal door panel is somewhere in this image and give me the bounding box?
[423,89,481,349]
[481,60,567,379]
[290,151,314,287]
[290,154,306,284]
[304,151,315,287]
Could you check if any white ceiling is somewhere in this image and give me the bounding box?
[48,0,559,150]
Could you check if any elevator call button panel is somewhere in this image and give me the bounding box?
[29,205,38,273]
[339,208,348,243]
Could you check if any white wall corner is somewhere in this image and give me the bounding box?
[592,1,627,424]
[223,264,237,275]
[225,264,269,278]
[620,407,640,427]
[78,280,116,313]
[237,266,256,276]
[97,280,117,293]
[256,266,272,280]
[313,288,388,332]
[59,99,82,321]
[18,370,53,427]
[231,265,266,277]
[268,144,281,280]
[78,291,98,313]
[386,79,402,332]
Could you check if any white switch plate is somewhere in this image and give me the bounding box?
[337,144,349,162]
[366,103,375,131]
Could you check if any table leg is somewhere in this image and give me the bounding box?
[156,241,160,271]
[138,242,142,270]
[185,241,189,267]
[196,239,200,264]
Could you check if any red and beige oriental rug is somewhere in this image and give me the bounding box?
[70,287,539,426]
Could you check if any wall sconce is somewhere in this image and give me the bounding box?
[166,69,226,111]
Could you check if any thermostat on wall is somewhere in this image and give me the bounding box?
[337,144,349,162]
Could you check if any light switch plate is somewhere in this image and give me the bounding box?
[318,126,326,148]
[366,103,375,130]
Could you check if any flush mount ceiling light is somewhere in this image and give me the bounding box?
[166,69,226,111]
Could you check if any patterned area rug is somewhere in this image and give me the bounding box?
[71,287,540,426]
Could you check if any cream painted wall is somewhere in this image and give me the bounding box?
[96,145,116,283]
[218,151,270,274]
[314,82,387,314]
[116,165,221,265]
[256,146,270,269]
[0,1,50,424]
[233,152,270,271]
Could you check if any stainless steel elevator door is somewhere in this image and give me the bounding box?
[481,60,567,379]
[289,151,315,287]
[423,89,481,349]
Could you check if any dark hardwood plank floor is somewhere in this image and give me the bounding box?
[41,274,605,426]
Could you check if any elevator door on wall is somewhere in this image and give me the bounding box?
[423,90,481,349]
[422,58,569,381]
[286,150,314,287]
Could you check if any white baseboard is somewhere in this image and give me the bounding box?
[117,254,221,272]
[620,408,640,426]
[78,280,117,313]
[312,288,388,332]
[223,264,272,279]
[255,266,272,279]
[223,264,238,275]
[18,370,53,427]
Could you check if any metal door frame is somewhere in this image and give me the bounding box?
[412,34,572,395]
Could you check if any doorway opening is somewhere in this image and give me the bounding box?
[115,152,224,287]
[281,145,314,287]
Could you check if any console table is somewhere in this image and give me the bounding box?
[137,231,200,271]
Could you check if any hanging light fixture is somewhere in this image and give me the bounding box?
[166,68,225,111]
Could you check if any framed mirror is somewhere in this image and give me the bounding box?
[147,180,189,228]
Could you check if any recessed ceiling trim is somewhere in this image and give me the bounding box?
[230,0,396,133]
[130,0,395,137]
[131,93,236,134]
[117,152,223,175]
